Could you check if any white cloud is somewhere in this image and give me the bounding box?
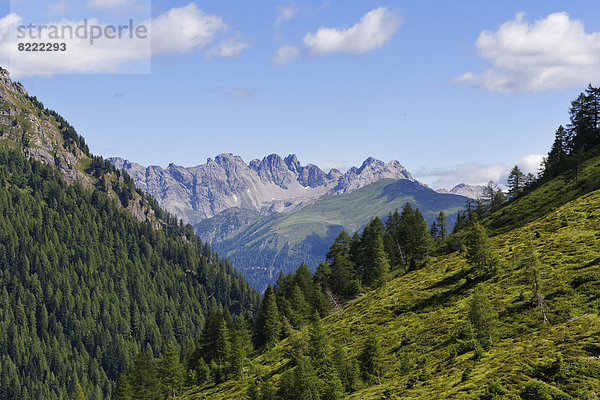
[314,160,348,172]
[272,44,300,65]
[272,7,400,65]
[150,3,227,54]
[205,36,251,58]
[275,4,298,31]
[48,0,69,16]
[416,163,506,190]
[303,7,400,55]
[0,3,250,78]
[459,12,600,93]
[416,153,545,190]
[516,154,545,175]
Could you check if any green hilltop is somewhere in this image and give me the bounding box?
[206,178,466,291]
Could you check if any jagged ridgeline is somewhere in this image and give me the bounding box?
[0,67,260,399]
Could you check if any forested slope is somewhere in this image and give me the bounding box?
[0,68,261,400]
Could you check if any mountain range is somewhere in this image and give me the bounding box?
[436,183,486,199]
[109,154,415,226]
[111,154,469,291]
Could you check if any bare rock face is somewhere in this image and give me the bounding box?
[0,67,91,188]
[437,183,486,199]
[110,154,415,226]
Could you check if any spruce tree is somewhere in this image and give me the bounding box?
[254,286,281,350]
[194,358,210,385]
[507,165,525,198]
[429,221,438,238]
[397,203,433,268]
[112,374,133,400]
[358,334,384,385]
[71,382,86,400]
[326,231,355,299]
[543,126,569,178]
[372,236,391,287]
[129,352,160,400]
[308,314,330,370]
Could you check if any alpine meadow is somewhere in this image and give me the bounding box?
[1,1,600,400]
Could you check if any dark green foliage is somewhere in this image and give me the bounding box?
[72,382,86,400]
[112,375,133,400]
[326,231,356,299]
[466,223,499,276]
[384,204,432,271]
[196,358,210,385]
[307,314,330,370]
[358,334,384,385]
[360,217,386,285]
[157,342,185,398]
[521,380,553,400]
[332,344,359,392]
[254,286,282,349]
[128,352,161,400]
[364,235,390,287]
[508,165,525,198]
[571,271,600,288]
[271,264,329,333]
[468,284,499,351]
[435,210,448,239]
[0,149,259,399]
[259,380,277,400]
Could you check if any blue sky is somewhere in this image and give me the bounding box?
[2,0,600,188]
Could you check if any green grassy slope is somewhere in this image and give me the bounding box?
[485,146,600,235]
[182,180,600,399]
[212,179,466,291]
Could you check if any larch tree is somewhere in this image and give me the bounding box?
[468,284,499,350]
[436,210,449,239]
[507,165,525,198]
[157,342,185,398]
[466,223,498,276]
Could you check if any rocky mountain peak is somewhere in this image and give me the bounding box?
[436,183,486,199]
[214,153,245,167]
[284,154,301,172]
[359,156,384,171]
[111,153,418,224]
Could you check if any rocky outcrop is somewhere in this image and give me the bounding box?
[437,183,486,199]
[0,68,91,188]
[110,154,415,226]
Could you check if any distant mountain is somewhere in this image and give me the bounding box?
[109,154,414,226]
[437,183,486,199]
[202,179,467,292]
[111,155,470,291]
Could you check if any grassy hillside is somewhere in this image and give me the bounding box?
[181,178,600,398]
[210,179,466,291]
[484,146,600,235]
